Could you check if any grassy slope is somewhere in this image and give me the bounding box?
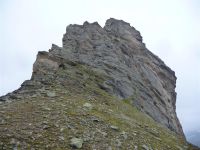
[0,63,197,149]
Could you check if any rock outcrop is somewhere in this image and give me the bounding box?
[0,18,183,137]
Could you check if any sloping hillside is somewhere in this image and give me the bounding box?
[0,18,199,149]
[0,63,193,149]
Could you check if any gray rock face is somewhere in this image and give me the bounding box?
[0,18,184,136]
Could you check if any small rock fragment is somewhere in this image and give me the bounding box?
[142,144,152,150]
[70,137,83,149]
[91,116,100,122]
[97,129,107,137]
[60,127,65,132]
[116,139,122,147]
[10,138,18,150]
[44,107,51,111]
[134,145,138,150]
[42,125,50,130]
[83,102,93,109]
[58,136,65,141]
[0,119,5,125]
[133,132,137,136]
[46,91,56,97]
[121,131,128,139]
[108,146,112,150]
[110,125,119,131]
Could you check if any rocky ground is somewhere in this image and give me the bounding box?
[0,63,198,149]
[0,18,199,149]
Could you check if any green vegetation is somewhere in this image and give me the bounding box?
[0,63,194,149]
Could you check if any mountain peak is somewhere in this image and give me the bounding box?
[104,18,143,42]
[0,18,194,149]
[2,18,182,135]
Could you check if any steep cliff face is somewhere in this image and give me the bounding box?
[36,18,183,135]
[0,18,192,149]
[1,18,183,135]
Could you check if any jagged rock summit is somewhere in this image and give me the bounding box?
[2,18,182,134]
[35,18,183,135]
[1,18,195,149]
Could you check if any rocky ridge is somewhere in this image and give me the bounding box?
[34,18,183,135]
[0,18,197,149]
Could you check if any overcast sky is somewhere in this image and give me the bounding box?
[0,0,199,134]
